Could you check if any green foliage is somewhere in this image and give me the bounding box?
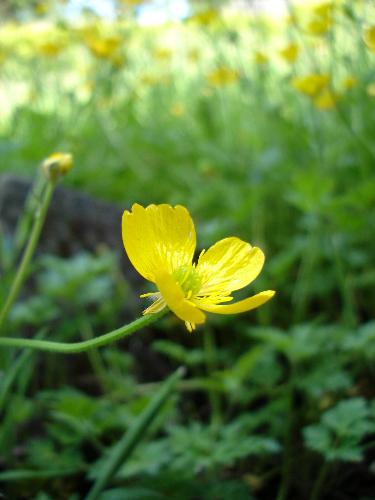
[1,1,375,498]
[304,398,374,462]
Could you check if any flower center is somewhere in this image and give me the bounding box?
[173,265,202,298]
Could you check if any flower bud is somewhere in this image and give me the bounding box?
[42,152,73,181]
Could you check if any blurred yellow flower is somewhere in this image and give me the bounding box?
[254,51,268,65]
[170,103,186,117]
[109,53,126,69]
[313,2,334,18]
[153,47,172,61]
[363,26,375,53]
[38,41,66,57]
[366,83,375,97]
[139,73,159,86]
[313,88,338,110]
[139,73,171,87]
[207,67,239,86]
[306,17,332,35]
[342,76,358,90]
[279,42,300,63]
[86,36,122,59]
[34,1,49,15]
[292,74,330,97]
[187,48,200,62]
[306,2,333,36]
[122,204,275,332]
[119,0,145,6]
[188,8,219,26]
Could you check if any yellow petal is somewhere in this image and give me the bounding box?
[122,204,196,283]
[364,26,375,53]
[196,237,265,296]
[198,290,275,314]
[155,271,206,325]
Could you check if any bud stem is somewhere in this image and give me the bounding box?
[0,180,56,332]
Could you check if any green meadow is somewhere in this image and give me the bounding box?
[1,1,375,498]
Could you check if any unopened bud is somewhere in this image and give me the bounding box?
[42,152,73,181]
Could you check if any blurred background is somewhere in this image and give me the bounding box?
[1,0,375,498]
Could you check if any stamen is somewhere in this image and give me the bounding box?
[173,265,202,297]
[185,321,196,332]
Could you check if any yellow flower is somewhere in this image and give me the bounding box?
[139,73,159,86]
[187,48,200,62]
[109,53,126,69]
[292,73,330,97]
[153,47,172,61]
[188,8,219,26]
[364,26,375,53]
[120,0,145,6]
[313,2,334,18]
[207,67,239,86]
[34,1,49,15]
[313,88,338,110]
[254,51,268,65]
[170,103,185,117]
[342,75,358,90]
[366,83,375,97]
[306,17,332,35]
[279,42,300,63]
[38,41,66,57]
[86,36,122,59]
[122,204,275,332]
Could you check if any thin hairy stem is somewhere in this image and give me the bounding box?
[0,311,165,353]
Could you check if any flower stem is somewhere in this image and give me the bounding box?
[0,180,56,332]
[310,461,331,500]
[0,312,165,353]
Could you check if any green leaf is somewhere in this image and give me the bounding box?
[303,398,373,462]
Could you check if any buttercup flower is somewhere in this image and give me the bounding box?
[364,26,375,53]
[313,2,334,18]
[207,67,239,86]
[366,83,375,97]
[313,88,338,110]
[122,204,275,331]
[188,8,219,27]
[86,35,122,59]
[38,40,66,57]
[292,73,330,97]
[254,51,268,65]
[279,42,300,63]
[342,75,358,91]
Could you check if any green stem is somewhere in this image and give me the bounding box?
[14,171,47,255]
[0,311,165,353]
[85,366,185,500]
[276,373,297,500]
[310,461,331,500]
[330,234,357,327]
[0,181,56,331]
